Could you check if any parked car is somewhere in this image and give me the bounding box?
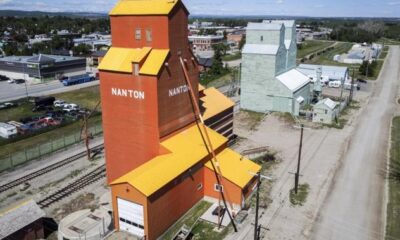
[14,79,25,84]
[35,96,55,107]
[32,105,53,112]
[65,112,83,120]
[63,103,79,111]
[0,75,10,81]
[54,100,66,108]
[7,79,14,84]
[0,102,16,110]
[357,79,367,83]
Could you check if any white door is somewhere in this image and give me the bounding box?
[117,198,145,237]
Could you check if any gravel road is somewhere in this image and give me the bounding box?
[311,46,400,240]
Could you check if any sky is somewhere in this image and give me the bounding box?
[0,0,399,18]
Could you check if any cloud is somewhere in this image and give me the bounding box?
[387,1,400,5]
[276,0,284,4]
[0,0,12,4]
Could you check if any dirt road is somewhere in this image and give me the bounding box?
[311,46,400,240]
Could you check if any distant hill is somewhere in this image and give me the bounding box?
[0,10,108,18]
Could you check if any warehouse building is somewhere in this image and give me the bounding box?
[297,64,349,82]
[0,54,86,82]
[98,1,260,239]
[241,20,311,116]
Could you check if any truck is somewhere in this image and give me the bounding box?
[34,96,55,107]
[62,74,95,86]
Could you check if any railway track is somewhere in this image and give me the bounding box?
[0,144,104,194]
[38,164,106,208]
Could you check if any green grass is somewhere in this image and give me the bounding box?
[0,114,102,159]
[161,201,213,240]
[379,38,400,45]
[222,52,241,61]
[0,86,101,123]
[191,220,232,240]
[306,42,353,66]
[289,183,310,206]
[386,117,400,239]
[297,40,334,59]
[380,51,388,60]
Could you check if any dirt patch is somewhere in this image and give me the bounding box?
[52,193,99,221]
[234,110,265,131]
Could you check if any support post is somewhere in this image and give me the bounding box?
[295,124,304,194]
[254,172,261,240]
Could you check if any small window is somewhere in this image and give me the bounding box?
[260,35,264,41]
[214,184,223,192]
[146,29,152,42]
[135,28,141,40]
[197,183,203,190]
[325,110,328,114]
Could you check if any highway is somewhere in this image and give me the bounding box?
[0,80,99,102]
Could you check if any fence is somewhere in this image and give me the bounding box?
[0,124,103,173]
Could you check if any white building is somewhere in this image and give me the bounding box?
[240,20,311,116]
[0,122,17,139]
[312,98,338,124]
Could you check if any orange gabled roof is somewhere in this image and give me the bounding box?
[111,124,227,197]
[201,87,235,120]
[110,0,180,16]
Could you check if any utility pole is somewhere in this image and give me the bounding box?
[366,61,369,80]
[294,124,304,194]
[349,68,355,102]
[254,172,261,240]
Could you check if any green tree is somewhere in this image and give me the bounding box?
[73,44,91,56]
[239,35,246,50]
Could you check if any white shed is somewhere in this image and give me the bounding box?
[0,122,17,139]
[313,98,338,124]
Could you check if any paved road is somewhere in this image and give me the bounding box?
[311,46,400,240]
[0,80,99,102]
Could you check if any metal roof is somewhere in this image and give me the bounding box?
[263,20,295,28]
[0,122,16,130]
[247,22,282,31]
[297,64,348,81]
[111,124,227,196]
[276,69,310,92]
[139,49,169,76]
[110,0,180,16]
[0,54,83,64]
[201,87,235,120]
[205,148,261,188]
[0,200,45,238]
[98,47,152,73]
[242,44,279,55]
[316,98,337,110]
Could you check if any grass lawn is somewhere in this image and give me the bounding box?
[379,38,400,45]
[386,117,400,239]
[297,40,334,59]
[0,114,102,159]
[380,51,388,60]
[0,86,101,123]
[306,42,353,66]
[202,69,239,89]
[222,52,241,61]
[289,183,310,206]
[0,86,102,161]
[161,201,213,239]
[191,220,232,240]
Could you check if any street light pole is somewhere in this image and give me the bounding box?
[294,124,304,194]
[254,172,261,240]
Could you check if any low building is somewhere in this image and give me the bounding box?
[0,54,86,82]
[344,51,365,64]
[91,50,108,67]
[227,32,244,47]
[0,122,17,139]
[297,64,349,82]
[189,35,224,51]
[197,56,213,72]
[313,98,338,124]
[0,200,46,240]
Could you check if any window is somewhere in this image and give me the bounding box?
[135,28,141,40]
[214,184,223,192]
[260,35,264,41]
[146,29,152,42]
[325,110,328,114]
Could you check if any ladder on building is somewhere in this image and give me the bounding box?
[179,57,238,232]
